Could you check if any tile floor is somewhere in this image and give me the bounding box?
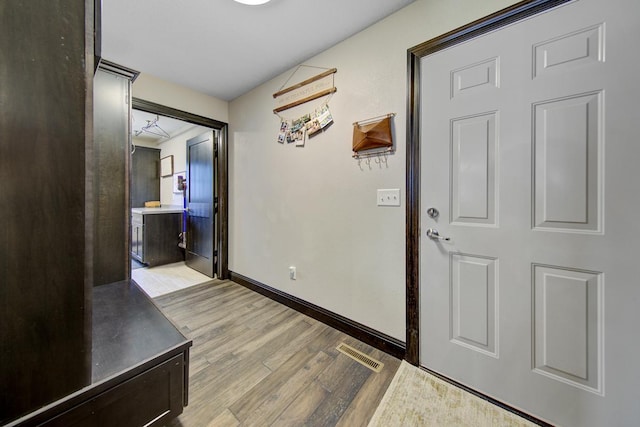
[131,261,213,298]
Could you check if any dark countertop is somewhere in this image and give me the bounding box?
[92,280,191,382]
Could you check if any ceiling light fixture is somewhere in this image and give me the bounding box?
[233,0,271,5]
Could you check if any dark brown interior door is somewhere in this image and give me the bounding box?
[186,131,215,277]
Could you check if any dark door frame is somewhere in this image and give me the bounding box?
[132,98,229,279]
[404,0,572,365]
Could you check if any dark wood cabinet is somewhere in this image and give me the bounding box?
[44,354,185,427]
[1,3,192,425]
[93,65,134,287]
[13,281,192,427]
[131,146,160,208]
[0,1,93,422]
[131,211,184,267]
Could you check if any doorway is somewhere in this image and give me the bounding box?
[406,0,640,425]
[130,98,229,285]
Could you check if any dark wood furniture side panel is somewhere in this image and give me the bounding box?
[93,68,130,286]
[131,146,160,208]
[0,1,93,423]
[145,213,184,267]
[45,354,186,427]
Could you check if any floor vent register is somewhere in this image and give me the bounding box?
[336,343,384,373]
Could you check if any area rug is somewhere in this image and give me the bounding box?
[368,361,537,427]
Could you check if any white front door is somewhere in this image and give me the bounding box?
[419,0,640,425]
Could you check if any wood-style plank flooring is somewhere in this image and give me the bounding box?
[154,279,400,427]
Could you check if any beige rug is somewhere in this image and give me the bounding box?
[368,361,537,427]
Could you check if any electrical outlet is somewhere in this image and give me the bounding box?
[289,266,297,280]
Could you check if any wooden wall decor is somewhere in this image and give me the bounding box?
[273,67,337,114]
[352,113,395,159]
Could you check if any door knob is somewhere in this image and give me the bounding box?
[426,228,450,241]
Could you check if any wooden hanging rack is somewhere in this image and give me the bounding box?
[273,68,336,98]
[273,68,337,114]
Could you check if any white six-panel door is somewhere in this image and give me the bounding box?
[419,0,640,425]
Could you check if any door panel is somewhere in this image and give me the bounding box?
[186,131,215,277]
[419,0,640,425]
[533,92,602,232]
[451,112,497,225]
[450,253,497,357]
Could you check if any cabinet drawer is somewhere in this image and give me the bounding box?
[45,353,186,427]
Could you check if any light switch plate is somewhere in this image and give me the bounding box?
[377,189,401,206]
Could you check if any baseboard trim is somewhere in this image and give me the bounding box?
[229,272,406,359]
[418,365,553,426]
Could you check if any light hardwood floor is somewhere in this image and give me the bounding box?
[154,279,401,427]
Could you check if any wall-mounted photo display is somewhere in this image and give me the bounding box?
[274,65,336,148]
[276,105,334,147]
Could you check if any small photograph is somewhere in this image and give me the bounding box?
[277,132,286,144]
[306,119,321,137]
[292,114,311,132]
[286,131,295,144]
[318,106,334,129]
[280,120,289,132]
[294,129,306,147]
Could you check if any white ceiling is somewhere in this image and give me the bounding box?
[131,110,196,143]
[102,0,415,101]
